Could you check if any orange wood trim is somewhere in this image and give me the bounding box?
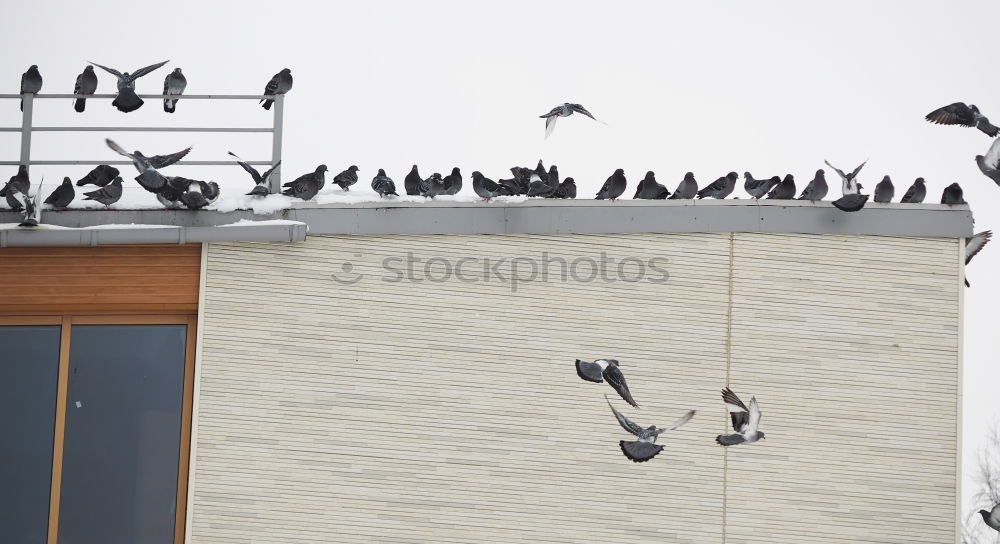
[0,244,201,314]
[46,316,72,544]
[174,315,198,544]
[69,315,193,325]
[0,315,62,325]
[0,307,196,316]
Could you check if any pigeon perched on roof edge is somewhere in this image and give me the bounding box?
[261,68,293,110]
[163,68,187,113]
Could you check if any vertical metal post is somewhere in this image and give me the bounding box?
[269,94,284,194]
[20,93,33,173]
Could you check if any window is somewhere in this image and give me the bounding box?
[0,316,196,544]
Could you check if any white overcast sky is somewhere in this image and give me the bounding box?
[3,0,999,516]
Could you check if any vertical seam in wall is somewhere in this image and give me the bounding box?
[956,236,965,543]
[184,242,209,544]
[722,232,735,544]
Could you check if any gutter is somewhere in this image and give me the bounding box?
[0,221,308,247]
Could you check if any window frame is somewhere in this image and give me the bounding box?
[0,314,196,544]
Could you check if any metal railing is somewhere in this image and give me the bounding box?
[0,92,285,193]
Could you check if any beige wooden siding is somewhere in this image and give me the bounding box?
[190,232,960,543]
[725,233,961,544]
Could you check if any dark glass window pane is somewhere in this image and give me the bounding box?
[0,325,61,544]
[58,325,186,544]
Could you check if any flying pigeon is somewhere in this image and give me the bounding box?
[765,174,796,199]
[925,102,999,137]
[89,60,169,113]
[10,187,40,227]
[443,167,463,195]
[419,173,449,197]
[824,159,867,195]
[106,138,191,192]
[333,165,360,191]
[82,176,123,208]
[404,165,422,195]
[634,171,670,199]
[975,137,1000,187]
[261,68,293,110]
[797,170,828,201]
[44,177,75,209]
[979,504,1000,532]
[2,165,30,211]
[697,172,738,199]
[20,65,42,111]
[668,172,698,199]
[716,388,765,446]
[899,178,926,203]
[162,68,187,113]
[471,171,510,201]
[575,358,638,407]
[744,172,780,199]
[595,169,627,200]
[371,169,398,197]
[941,182,966,206]
[73,65,97,113]
[281,165,328,200]
[227,151,281,196]
[551,178,577,199]
[75,164,120,187]
[606,395,695,463]
[539,103,604,138]
[872,175,894,203]
[965,230,992,287]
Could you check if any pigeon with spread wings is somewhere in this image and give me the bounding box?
[824,159,867,195]
[965,231,992,287]
[925,102,999,137]
[716,387,765,446]
[976,137,1000,187]
[89,60,169,113]
[539,103,605,138]
[575,358,638,407]
[105,138,191,192]
[228,151,281,196]
[606,396,695,463]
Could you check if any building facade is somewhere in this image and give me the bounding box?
[0,201,971,543]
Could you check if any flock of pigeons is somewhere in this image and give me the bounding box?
[575,359,763,462]
[19,62,293,113]
[3,69,996,285]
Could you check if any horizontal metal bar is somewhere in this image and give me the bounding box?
[0,93,275,100]
[0,160,272,166]
[0,126,272,133]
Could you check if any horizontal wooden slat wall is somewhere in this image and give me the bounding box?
[0,244,201,313]
[725,233,960,544]
[192,232,960,543]
[194,233,732,543]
